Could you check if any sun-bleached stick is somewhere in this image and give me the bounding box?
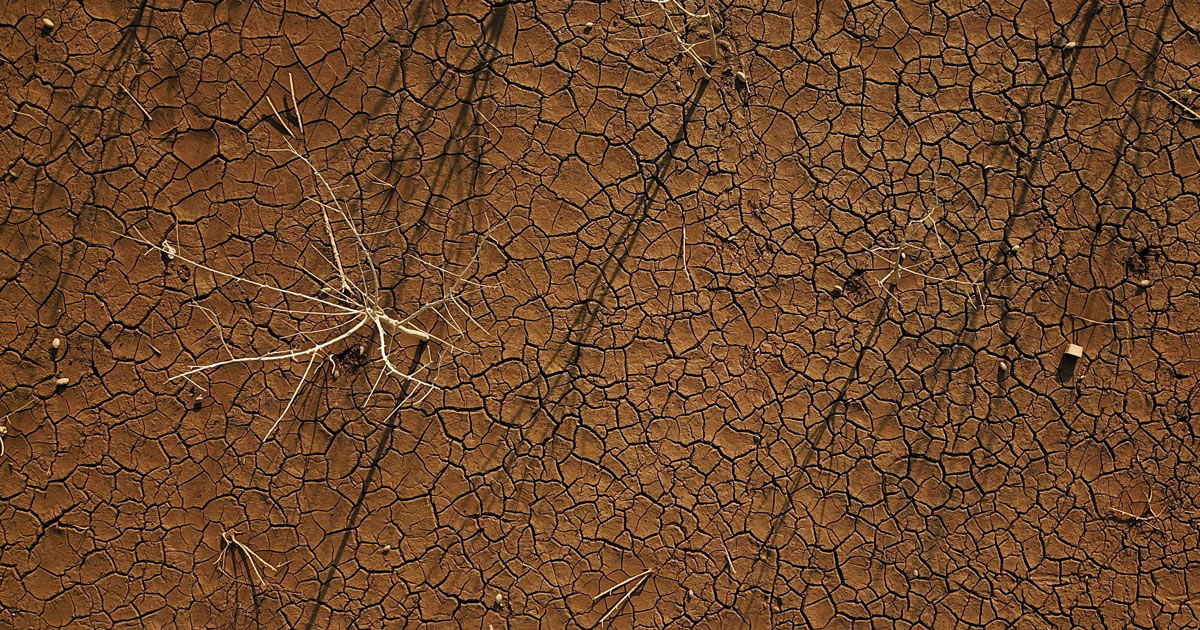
[592,569,653,626]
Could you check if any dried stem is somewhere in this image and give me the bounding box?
[120,84,153,121]
[216,530,280,586]
[590,569,653,626]
[121,97,493,441]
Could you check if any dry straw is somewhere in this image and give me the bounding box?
[123,76,494,439]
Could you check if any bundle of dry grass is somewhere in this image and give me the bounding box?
[124,78,495,440]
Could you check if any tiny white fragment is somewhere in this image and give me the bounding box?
[52,337,61,349]
[162,239,177,261]
[55,376,69,386]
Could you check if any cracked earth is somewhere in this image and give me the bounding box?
[2,0,1200,628]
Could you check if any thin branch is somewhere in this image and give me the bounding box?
[1143,84,1200,121]
[265,95,294,137]
[593,570,653,626]
[288,73,305,137]
[593,569,652,601]
[217,530,280,586]
[120,84,153,121]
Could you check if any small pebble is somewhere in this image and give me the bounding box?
[41,18,54,30]
[52,337,61,349]
[55,376,69,386]
[1064,41,1077,49]
[584,21,594,32]
[382,544,392,553]
[829,284,843,297]
[1135,278,1152,287]
[495,593,504,605]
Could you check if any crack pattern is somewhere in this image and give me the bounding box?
[2,0,1200,627]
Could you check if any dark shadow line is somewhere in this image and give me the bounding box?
[301,339,429,630]
[549,77,713,391]
[466,76,714,538]
[371,5,509,272]
[511,77,713,448]
[49,0,156,158]
[747,282,894,576]
[925,0,1105,405]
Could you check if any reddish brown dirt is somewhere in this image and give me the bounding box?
[3,0,1200,628]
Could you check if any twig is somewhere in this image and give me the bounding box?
[704,0,719,64]
[216,530,279,586]
[120,84,153,121]
[14,110,48,127]
[1142,84,1200,121]
[288,73,304,137]
[591,569,653,626]
[265,95,294,138]
[680,215,693,285]
[719,537,737,576]
[627,0,714,78]
[1108,487,1162,524]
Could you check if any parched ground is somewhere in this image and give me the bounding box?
[2,0,1200,628]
